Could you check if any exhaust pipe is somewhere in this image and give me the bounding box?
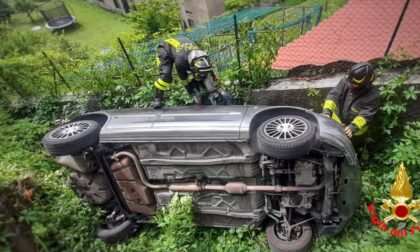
[114,151,324,195]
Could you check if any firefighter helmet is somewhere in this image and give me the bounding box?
[188,50,213,80]
[347,62,376,87]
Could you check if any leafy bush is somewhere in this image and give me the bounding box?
[0,29,89,104]
[379,71,418,135]
[0,25,45,58]
[129,0,181,38]
[153,194,196,251]
[389,121,420,167]
[225,0,254,11]
[6,96,63,123]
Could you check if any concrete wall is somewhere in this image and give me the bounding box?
[87,0,224,24]
[179,0,224,27]
[250,73,420,121]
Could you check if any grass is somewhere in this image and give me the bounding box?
[8,0,135,53]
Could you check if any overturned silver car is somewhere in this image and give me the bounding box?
[42,105,360,252]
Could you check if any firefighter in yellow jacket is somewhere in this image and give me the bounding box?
[152,37,215,109]
[322,62,380,143]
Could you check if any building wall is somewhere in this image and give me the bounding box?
[87,0,225,26]
[179,0,225,27]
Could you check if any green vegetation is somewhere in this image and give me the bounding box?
[225,0,308,11]
[63,0,134,51]
[8,0,135,52]
[129,0,181,39]
[225,0,254,11]
[1,0,420,251]
[12,0,36,22]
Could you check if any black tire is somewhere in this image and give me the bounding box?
[217,90,234,105]
[66,171,113,205]
[266,221,313,252]
[97,219,139,243]
[42,120,100,156]
[257,115,316,159]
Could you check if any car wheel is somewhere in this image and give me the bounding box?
[257,115,316,158]
[66,170,113,205]
[42,120,100,156]
[266,221,313,252]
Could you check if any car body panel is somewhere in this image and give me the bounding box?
[83,105,356,166]
[99,106,248,142]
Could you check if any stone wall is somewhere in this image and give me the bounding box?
[250,73,420,120]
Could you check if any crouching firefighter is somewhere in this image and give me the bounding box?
[152,37,228,109]
[322,62,380,146]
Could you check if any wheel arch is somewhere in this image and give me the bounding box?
[73,112,109,128]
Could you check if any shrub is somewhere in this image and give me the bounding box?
[152,193,196,251]
[378,71,418,135]
[129,0,181,38]
[225,0,254,11]
[390,121,420,167]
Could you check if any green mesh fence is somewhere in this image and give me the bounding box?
[247,4,322,43]
[178,7,282,41]
[131,5,323,76]
[131,7,281,66]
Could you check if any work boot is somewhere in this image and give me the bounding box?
[153,98,163,109]
[153,89,164,109]
[190,90,202,105]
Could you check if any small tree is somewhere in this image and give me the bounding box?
[13,0,37,22]
[129,0,181,38]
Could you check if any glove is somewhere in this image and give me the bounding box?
[343,125,353,138]
[212,75,219,84]
[321,109,332,118]
[321,112,331,117]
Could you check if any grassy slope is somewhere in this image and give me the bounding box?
[64,0,135,51]
[8,0,135,53]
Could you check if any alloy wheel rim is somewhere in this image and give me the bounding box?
[50,122,90,139]
[264,116,307,140]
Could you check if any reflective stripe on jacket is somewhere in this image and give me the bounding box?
[323,78,380,136]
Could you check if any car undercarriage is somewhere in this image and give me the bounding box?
[43,105,361,252]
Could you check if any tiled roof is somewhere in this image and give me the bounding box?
[272,0,420,70]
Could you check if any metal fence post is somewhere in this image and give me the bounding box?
[117,37,142,87]
[41,51,71,92]
[300,7,306,35]
[384,0,411,56]
[233,15,241,70]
